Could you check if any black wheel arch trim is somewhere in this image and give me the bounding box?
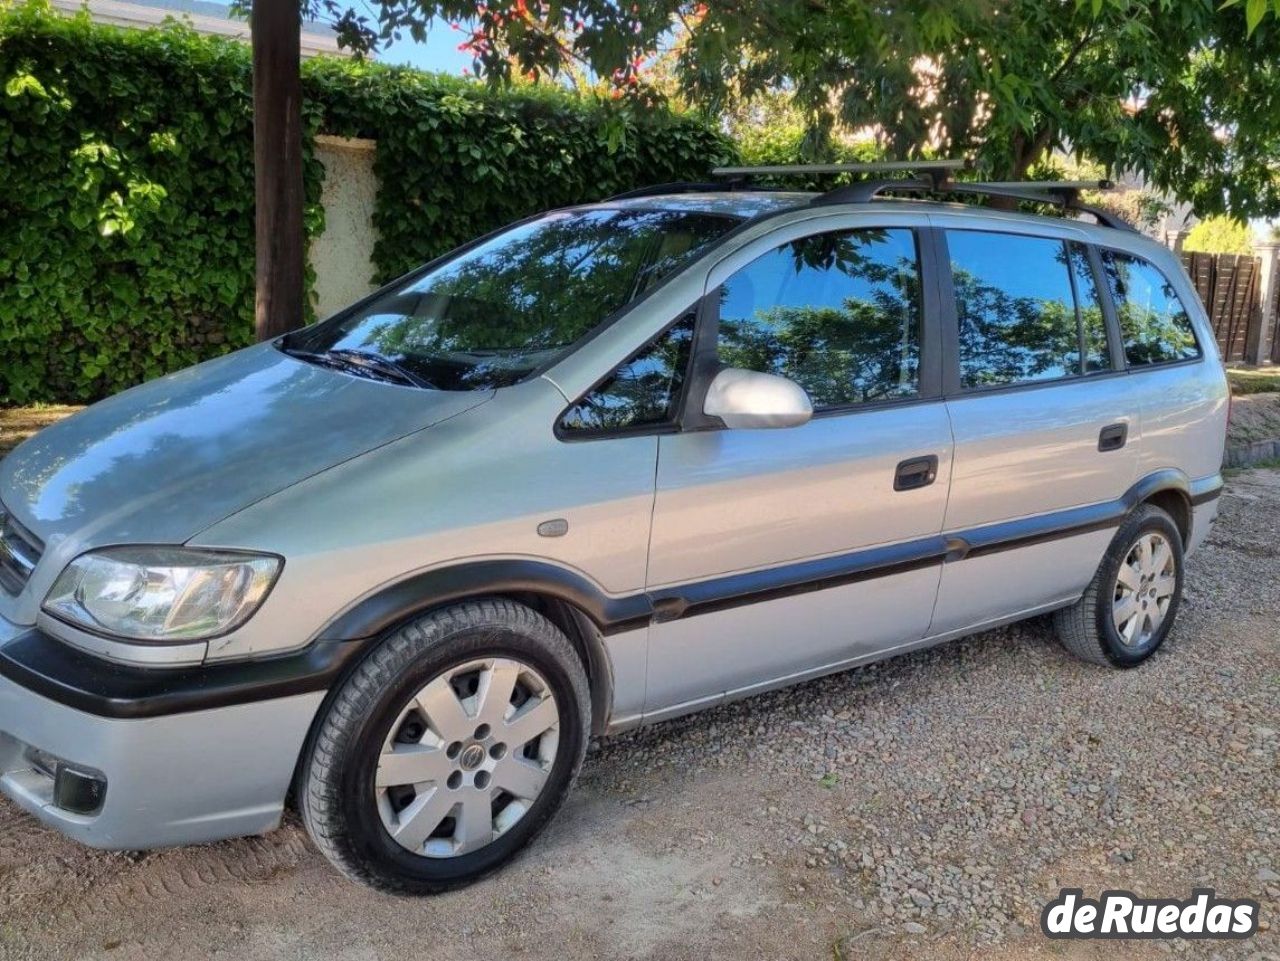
[1187,472,1224,506]
[0,470,1223,719]
[318,559,654,642]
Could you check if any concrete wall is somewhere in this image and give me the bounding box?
[310,135,380,319]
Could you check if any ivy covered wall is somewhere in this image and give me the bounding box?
[0,1,733,404]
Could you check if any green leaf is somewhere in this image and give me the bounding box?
[1247,0,1268,33]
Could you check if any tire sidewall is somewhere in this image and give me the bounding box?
[1093,508,1185,667]
[315,614,588,893]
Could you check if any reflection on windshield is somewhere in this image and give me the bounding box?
[284,208,739,391]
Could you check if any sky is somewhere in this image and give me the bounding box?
[139,1,471,75]
[380,19,471,75]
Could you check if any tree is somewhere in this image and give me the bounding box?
[243,0,1279,341]
[356,1,1280,218]
[1183,216,1255,254]
[250,0,304,341]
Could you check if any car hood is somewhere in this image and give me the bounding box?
[0,343,491,553]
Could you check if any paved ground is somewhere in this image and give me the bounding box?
[0,470,1277,960]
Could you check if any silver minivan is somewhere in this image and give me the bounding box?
[0,166,1227,893]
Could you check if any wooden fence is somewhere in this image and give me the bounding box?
[1180,251,1262,363]
[1270,268,1280,364]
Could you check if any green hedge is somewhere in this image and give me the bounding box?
[308,60,737,283]
[0,1,733,404]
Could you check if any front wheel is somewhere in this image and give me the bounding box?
[300,599,591,894]
[1053,503,1185,668]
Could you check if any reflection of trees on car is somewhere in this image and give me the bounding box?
[953,268,1080,387]
[717,232,922,408]
[720,295,920,407]
[291,209,736,391]
[1098,252,1199,366]
[1068,243,1111,374]
[560,320,694,431]
[952,238,1115,388]
[385,212,722,353]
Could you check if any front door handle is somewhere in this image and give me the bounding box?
[894,455,939,491]
[1098,423,1128,452]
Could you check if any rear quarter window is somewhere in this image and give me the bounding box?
[1098,251,1201,366]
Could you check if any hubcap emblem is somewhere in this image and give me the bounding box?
[459,744,485,771]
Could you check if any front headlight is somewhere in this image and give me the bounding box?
[43,546,281,642]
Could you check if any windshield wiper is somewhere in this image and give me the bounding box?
[323,349,437,389]
[281,345,437,390]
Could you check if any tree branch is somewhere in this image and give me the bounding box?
[1049,22,1095,85]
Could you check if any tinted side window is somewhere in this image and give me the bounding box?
[949,231,1085,388]
[558,317,695,434]
[715,229,921,409]
[1100,251,1200,366]
[1069,242,1111,374]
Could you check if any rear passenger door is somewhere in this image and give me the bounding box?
[642,219,954,718]
[928,222,1145,635]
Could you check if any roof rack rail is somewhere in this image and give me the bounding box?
[606,163,1136,232]
[711,160,970,180]
[814,174,1137,232]
[606,161,968,202]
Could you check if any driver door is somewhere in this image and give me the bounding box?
[641,218,955,719]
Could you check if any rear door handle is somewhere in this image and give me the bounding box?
[894,455,939,491]
[1098,423,1128,452]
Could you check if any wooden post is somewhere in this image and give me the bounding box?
[251,0,305,341]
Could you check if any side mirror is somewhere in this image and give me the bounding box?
[703,367,813,430]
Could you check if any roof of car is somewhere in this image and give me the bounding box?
[594,191,816,218]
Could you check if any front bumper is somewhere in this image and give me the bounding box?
[0,622,329,850]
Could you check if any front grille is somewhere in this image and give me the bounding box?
[0,505,43,595]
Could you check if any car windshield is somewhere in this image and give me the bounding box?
[281,207,740,391]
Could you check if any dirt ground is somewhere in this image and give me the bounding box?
[1229,392,1280,446]
[0,462,1277,957]
[0,406,82,459]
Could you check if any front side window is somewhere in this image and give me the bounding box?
[949,230,1109,389]
[715,228,922,409]
[558,317,695,434]
[1099,251,1200,366]
[283,208,738,391]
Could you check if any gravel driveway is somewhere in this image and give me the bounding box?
[1,471,1277,961]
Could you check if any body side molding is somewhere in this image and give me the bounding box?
[318,469,1218,639]
[0,629,365,720]
[1,470,1221,719]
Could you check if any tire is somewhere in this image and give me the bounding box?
[1053,503,1185,668]
[299,599,591,894]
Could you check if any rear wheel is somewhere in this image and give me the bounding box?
[1053,504,1184,668]
[300,599,591,894]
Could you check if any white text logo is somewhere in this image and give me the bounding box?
[1041,889,1259,939]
